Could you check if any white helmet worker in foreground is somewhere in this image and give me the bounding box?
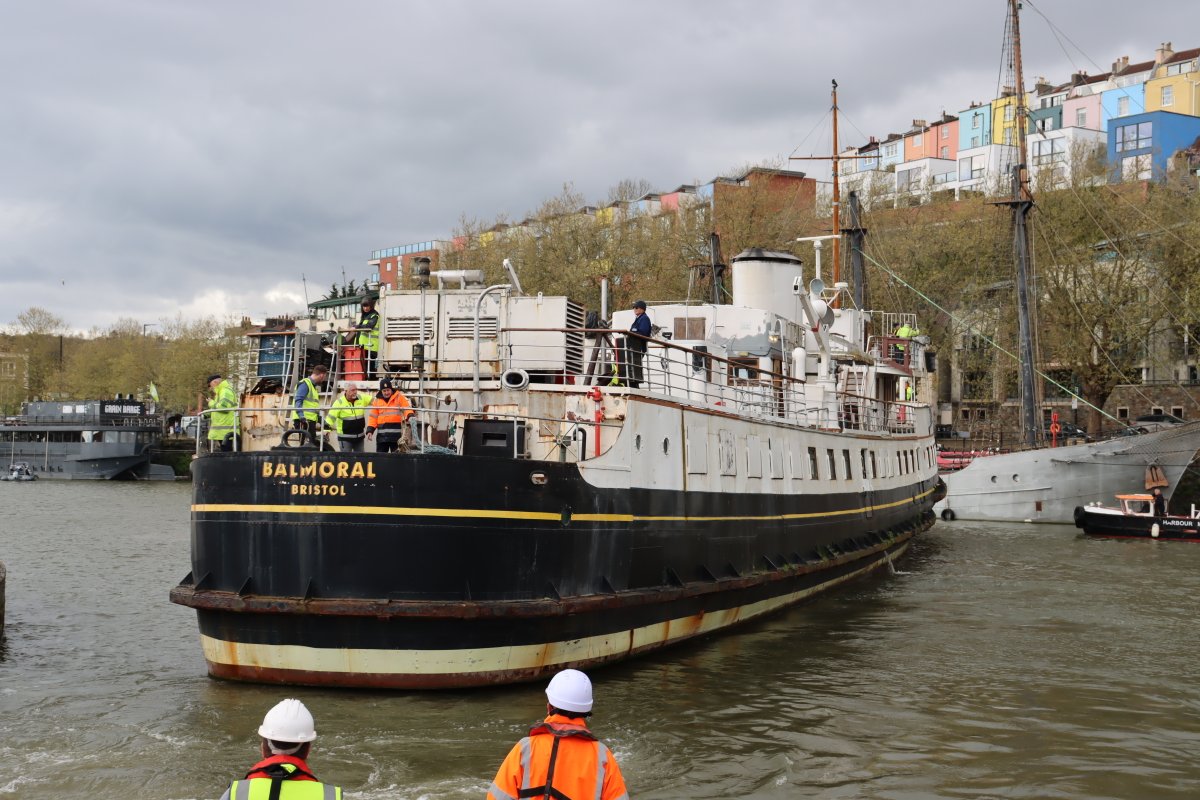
[219,699,343,800]
[487,669,629,800]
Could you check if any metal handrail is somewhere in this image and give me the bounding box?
[195,403,622,455]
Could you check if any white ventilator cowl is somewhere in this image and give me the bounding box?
[545,669,593,713]
[258,699,317,743]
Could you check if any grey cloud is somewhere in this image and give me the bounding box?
[0,0,1187,329]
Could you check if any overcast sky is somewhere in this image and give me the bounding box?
[0,0,1184,331]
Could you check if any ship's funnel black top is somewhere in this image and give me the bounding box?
[732,248,803,265]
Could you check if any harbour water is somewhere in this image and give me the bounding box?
[2,481,1200,799]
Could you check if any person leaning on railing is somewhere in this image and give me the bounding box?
[626,299,652,388]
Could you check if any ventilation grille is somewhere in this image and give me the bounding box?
[565,301,585,373]
[386,317,433,339]
[448,316,498,339]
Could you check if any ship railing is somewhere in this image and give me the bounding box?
[500,327,812,420]
[501,327,923,433]
[195,404,622,459]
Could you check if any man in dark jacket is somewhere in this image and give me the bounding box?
[626,299,652,388]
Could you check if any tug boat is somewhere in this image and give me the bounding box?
[171,251,944,688]
[1074,494,1200,541]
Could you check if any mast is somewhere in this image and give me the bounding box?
[790,80,863,294]
[830,79,841,286]
[1006,0,1040,446]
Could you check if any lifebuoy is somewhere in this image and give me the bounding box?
[1049,422,1062,435]
[941,508,956,521]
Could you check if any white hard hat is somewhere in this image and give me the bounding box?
[545,669,593,713]
[257,699,317,743]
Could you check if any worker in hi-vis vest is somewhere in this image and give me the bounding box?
[291,364,328,445]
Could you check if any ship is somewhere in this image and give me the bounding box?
[934,423,1200,523]
[931,1,1200,524]
[170,246,944,689]
[0,399,175,480]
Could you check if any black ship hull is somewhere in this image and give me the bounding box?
[171,449,942,688]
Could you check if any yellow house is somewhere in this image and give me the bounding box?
[991,92,1028,147]
[1145,46,1200,115]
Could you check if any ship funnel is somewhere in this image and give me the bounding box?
[731,248,804,323]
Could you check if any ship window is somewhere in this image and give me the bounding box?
[728,357,759,383]
[843,449,852,480]
[635,434,642,451]
[808,446,819,479]
[826,449,837,480]
[870,451,878,479]
[860,449,867,478]
[1117,407,1129,420]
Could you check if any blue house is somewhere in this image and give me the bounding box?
[1107,110,1200,180]
[958,104,991,150]
[1100,82,1146,128]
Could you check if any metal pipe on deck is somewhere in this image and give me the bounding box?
[473,284,511,412]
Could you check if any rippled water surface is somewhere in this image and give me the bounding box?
[2,480,1200,798]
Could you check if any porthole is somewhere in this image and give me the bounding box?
[635,434,642,451]
[1012,474,1020,483]
[990,475,998,483]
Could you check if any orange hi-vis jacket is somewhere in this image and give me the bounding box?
[366,390,413,430]
[487,714,629,800]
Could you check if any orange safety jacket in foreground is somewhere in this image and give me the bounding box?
[366,390,413,430]
[487,714,629,800]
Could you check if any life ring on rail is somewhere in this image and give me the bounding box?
[941,508,956,521]
[1049,422,1062,435]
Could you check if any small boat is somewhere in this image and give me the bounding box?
[1073,494,1200,541]
[1,462,38,482]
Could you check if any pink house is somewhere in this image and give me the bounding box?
[928,114,959,161]
[1062,71,1108,131]
[902,120,932,162]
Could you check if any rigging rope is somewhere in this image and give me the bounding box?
[857,247,1122,424]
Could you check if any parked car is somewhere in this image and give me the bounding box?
[1045,421,1091,441]
[1113,425,1149,437]
[1134,413,1185,432]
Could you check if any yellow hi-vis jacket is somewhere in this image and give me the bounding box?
[221,757,342,800]
[356,309,380,354]
[207,379,239,441]
[325,392,373,436]
[291,377,321,422]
